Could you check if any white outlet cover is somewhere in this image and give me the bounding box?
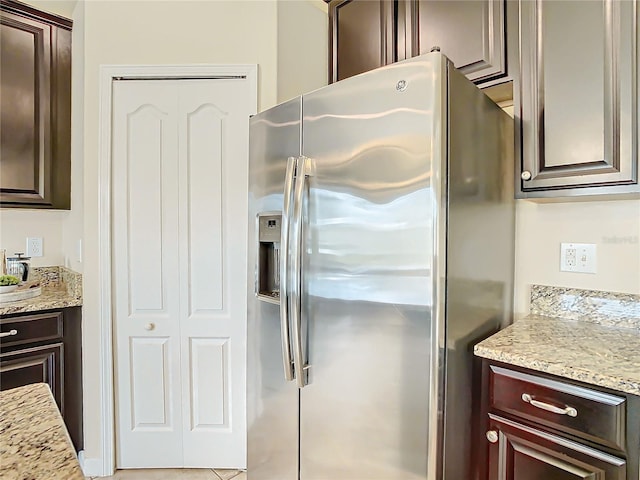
[560,243,597,274]
[26,237,43,257]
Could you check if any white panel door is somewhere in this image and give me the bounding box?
[112,78,250,469]
[177,81,249,468]
[112,81,183,468]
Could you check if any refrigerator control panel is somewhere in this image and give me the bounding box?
[257,213,282,304]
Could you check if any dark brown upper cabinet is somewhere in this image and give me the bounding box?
[399,0,507,84]
[515,0,640,199]
[329,0,508,86]
[0,0,72,209]
[329,0,396,83]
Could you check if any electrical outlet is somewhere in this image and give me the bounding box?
[26,237,43,257]
[560,243,596,273]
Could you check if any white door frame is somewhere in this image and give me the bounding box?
[95,64,257,477]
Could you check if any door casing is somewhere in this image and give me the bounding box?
[93,64,257,478]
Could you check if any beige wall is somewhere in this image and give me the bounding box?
[0,0,83,271]
[277,0,328,103]
[513,199,640,317]
[498,105,640,318]
[3,0,639,472]
[80,0,279,469]
[0,210,67,266]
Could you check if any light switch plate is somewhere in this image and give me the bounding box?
[560,243,596,274]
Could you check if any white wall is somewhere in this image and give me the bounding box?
[498,106,640,318]
[0,0,83,270]
[62,0,85,274]
[513,199,640,317]
[80,0,279,471]
[4,0,638,472]
[277,0,328,103]
[0,210,67,267]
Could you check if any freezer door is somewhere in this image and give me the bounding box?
[299,55,446,479]
[247,97,301,480]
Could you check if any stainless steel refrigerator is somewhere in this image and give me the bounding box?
[247,52,514,480]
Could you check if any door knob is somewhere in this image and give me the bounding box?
[521,170,532,181]
[145,323,155,331]
[486,430,499,443]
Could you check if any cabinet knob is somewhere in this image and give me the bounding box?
[145,323,155,331]
[521,170,532,181]
[0,329,18,338]
[486,430,499,443]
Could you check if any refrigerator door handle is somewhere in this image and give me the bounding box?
[280,156,297,382]
[290,156,313,388]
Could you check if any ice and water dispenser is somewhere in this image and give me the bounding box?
[256,213,282,303]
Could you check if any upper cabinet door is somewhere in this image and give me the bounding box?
[517,0,640,198]
[399,0,507,84]
[0,0,72,209]
[329,0,395,83]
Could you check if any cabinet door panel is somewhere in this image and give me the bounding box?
[0,343,64,413]
[329,0,395,83]
[518,0,639,196]
[0,11,51,204]
[402,0,507,83]
[0,1,72,209]
[488,414,626,480]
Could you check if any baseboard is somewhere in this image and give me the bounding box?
[80,454,114,478]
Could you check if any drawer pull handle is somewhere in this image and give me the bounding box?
[522,393,578,417]
[0,329,18,338]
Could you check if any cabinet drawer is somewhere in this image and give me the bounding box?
[490,365,626,450]
[0,312,63,348]
[0,342,64,412]
[487,414,626,480]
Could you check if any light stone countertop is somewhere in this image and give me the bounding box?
[474,314,640,396]
[0,383,84,480]
[0,266,82,316]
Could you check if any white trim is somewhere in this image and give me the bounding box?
[97,64,258,476]
[79,454,107,478]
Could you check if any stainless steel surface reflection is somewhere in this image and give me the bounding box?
[299,58,437,480]
[247,52,515,480]
[247,98,301,480]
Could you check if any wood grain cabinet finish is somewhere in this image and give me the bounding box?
[0,308,83,451]
[328,0,395,83]
[476,360,640,480]
[516,0,640,198]
[488,414,627,480]
[0,343,64,409]
[329,0,508,85]
[398,0,507,84]
[0,0,72,208]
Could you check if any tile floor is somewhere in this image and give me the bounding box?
[88,469,246,480]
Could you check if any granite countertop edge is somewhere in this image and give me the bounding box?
[0,383,84,480]
[0,266,82,316]
[474,314,640,397]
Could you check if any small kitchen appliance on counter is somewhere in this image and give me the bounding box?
[6,253,31,282]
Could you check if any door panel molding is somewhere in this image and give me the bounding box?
[518,0,639,194]
[95,64,257,478]
[185,104,226,315]
[189,337,230,430]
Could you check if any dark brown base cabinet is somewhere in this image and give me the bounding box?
[488,415,626,479]
[0,308,83,451]
[477,360,640,480]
